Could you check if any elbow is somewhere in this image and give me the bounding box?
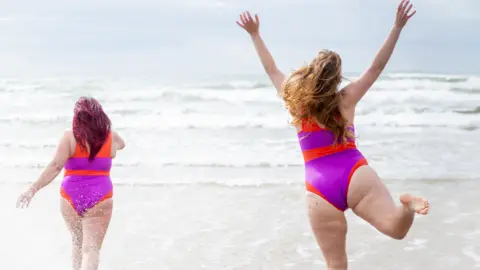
[47,161,64,178]
[113,132,126,150]
[118,142,126,150]
[51,161,64,174]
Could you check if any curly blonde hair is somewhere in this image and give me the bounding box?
[281,50,353,144]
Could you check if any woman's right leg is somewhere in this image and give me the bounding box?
[60,198,83,270]
[347,165,429,240]
[307,191,348,270]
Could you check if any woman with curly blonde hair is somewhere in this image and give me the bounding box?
[237,0,429,268]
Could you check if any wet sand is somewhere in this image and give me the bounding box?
[3,178,480,270]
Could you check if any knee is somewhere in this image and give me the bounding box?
[376,220,410,240]
[390,233,407,240]
[386,229,408,240]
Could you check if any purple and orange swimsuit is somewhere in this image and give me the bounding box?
[298,120,368,211]
[60,133,114,216]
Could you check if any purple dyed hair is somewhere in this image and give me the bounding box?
[72,97,111,161]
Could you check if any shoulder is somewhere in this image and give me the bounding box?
[61,129,75,142]
[111,130,120,139]
[58,129,75,155]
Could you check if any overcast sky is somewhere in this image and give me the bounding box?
[0,0,479,78]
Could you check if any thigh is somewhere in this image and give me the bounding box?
[347,165,398,230]
[82,199,113,249]
[306,192,348,267]
[60,197,83,241]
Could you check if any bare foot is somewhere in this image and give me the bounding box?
[400,194,429,215]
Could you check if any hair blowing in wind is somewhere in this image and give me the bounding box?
[281,50,353,143]
[72,97,111,161]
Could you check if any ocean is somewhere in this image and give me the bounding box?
[1,73,480,269]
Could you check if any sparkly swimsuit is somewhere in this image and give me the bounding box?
[60,133,113,216]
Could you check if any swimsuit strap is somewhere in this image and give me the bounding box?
[301,118,324,133]
[96,133,113,158]
[301,118,310,130]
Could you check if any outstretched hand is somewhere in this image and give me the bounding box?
[16,189,35,209]
[395,0,416,29]
[236,11,260,36]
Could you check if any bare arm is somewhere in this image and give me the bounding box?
[31,131,71,194]
[237,12,286,94]
[250,33,285,93]
[342,0,416,107]
[16,131,71,208]
[112,131,125,150]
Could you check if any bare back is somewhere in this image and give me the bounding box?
[293,88,356,133]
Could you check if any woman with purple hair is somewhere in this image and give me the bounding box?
[16,97,125,270]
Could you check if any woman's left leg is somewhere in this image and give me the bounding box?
[307,191,349,269]
[80,199,113,270]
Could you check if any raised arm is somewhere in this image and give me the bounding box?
[237,11,286,94]
[16,130,71,208]
[342,0,416,107]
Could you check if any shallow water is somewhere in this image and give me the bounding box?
[2,74,480,269]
